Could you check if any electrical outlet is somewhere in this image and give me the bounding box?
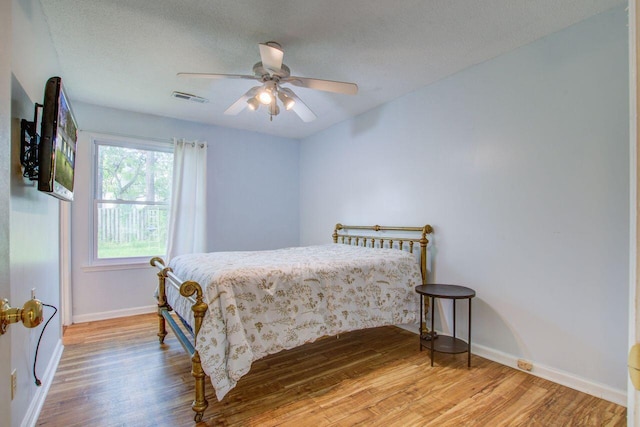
[517,359,533,371]
[10,369,16,400]
[31,288,36,299]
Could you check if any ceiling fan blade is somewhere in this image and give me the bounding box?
[224,86,260,115]
[283,76,358,95]
[259,43,284,73]
[280,88,316,122]
[177,72,258,81]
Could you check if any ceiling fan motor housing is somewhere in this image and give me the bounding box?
[253,62,290,81]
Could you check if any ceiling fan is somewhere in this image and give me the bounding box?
[178,41,358,122]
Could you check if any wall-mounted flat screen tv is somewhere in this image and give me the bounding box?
[38,76,78,202]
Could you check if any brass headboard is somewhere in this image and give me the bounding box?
[332,223,433,285]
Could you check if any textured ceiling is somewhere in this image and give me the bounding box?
[40,0,624,139]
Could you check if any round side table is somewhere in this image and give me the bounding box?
[415,284,476,367]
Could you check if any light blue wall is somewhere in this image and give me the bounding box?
[70,103,299,319]
[10,0,64,426]
[300,5,629,395]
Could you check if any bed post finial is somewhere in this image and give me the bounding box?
[333,223,343,243]
[419,225,433,286]
[150,256,164,267]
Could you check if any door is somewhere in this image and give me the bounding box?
[0,0,12,425]
[630,0,640,424]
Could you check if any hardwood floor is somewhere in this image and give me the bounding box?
[37,313,625,426]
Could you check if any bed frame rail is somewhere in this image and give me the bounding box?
[160,310,195,354]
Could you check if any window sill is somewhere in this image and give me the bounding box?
[81,261,156,273]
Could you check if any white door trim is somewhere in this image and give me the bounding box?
[628,0,639,424]
[59,202,72,326]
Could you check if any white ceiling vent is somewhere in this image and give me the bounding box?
[171,91,209,103]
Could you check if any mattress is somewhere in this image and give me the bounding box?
[165,244,422,400]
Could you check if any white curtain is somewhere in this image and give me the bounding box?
[166,138,207,261]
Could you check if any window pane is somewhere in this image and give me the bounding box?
[97,203,169,259]
[96,145,173,202]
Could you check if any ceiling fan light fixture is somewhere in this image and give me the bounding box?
[278,91,295,110]
[258,89,272,105]
[246,96,260,111]
[259,81,278,105]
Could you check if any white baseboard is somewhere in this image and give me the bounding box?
[21,339,64,427]
[72,305,156,324]
[471,343,626,407]
[397,324,626,407]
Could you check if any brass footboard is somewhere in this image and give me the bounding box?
[151,257,209,423]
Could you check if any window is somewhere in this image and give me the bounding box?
[93,138,173,262]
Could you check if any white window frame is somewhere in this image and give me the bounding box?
[90,134,173,268]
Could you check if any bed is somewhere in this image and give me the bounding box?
[150,223,433,422]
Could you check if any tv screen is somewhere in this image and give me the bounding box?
[38,77,78,202]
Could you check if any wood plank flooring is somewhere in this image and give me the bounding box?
[37,313,626,426]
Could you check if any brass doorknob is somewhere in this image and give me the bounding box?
[0,298,44,335]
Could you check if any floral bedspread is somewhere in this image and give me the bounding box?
[166,244,422,400]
